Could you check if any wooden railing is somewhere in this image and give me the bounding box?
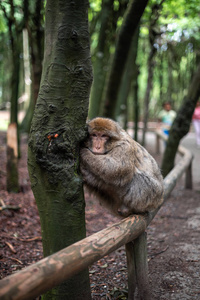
[156,130,193,189]
[0,130,193,300]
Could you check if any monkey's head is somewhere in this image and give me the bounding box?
[85,117,122,155]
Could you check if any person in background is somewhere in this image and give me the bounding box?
[158,101,177,136]
[192,100,200,148]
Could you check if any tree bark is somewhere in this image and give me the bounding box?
[103,0,149,119]
[28,0,93,299]
[161,62,200,177]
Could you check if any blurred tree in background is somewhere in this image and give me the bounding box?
[0,0,200,181]
[0,0,200,130]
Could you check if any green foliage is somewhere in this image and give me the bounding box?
[0,15,6,32]
[136,0,200,119]
[0,0,200,123]
[88,0,200,121]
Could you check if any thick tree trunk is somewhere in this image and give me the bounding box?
[103,0,149,119]
[28,1,93,299]
[161,63,200,177]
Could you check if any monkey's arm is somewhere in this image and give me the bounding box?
[80,146,135,185]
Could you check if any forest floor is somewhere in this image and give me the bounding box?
[0,129,200,299]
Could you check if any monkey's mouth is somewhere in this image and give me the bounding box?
[87,147,112,155]
[88,148,104,155]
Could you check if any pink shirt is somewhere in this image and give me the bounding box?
[192,106,200,120]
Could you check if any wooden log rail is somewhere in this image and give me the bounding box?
[0,130,193,300]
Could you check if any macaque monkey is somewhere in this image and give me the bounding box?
[80,117,164,217]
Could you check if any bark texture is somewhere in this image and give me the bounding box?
[28,1,93,299]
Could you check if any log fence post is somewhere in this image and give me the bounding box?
[126,241,137,300]
[126,232,150,300]
[134,232,150,300]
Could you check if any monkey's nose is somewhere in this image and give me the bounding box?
[95,143,101,150]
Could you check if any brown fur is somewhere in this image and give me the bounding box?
[80,117,164,217]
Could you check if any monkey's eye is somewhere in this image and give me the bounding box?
[92,134,97,137]
[102,134,107,138]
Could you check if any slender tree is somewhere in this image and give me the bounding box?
[161,62,200,177]
[0,0,24,191]
[21,0,44,133]
[142,0,165,146]
[28,0,93,299]
[115,26,140,128]
[88,0,115,119]
[103,0,149,119]
[131,31,140,142]
[0,1,22,127]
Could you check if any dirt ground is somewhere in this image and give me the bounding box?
[0,131,200,299]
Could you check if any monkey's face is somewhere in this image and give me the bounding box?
[84,117,121,155]
[88,131,109,154]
